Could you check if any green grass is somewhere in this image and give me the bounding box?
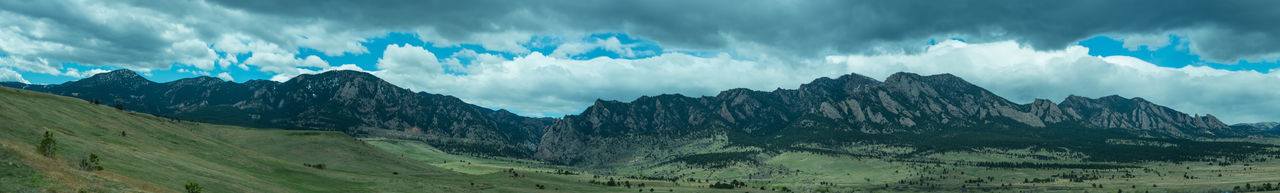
[0,86,477,192]
[368,133,1280,193]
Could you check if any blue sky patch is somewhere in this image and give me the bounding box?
[1078,35,1279,73]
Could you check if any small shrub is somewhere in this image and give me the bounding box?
[79,153,103,171]
[38,131,56,157]
[184,182,203,193]
[303,163,325,170]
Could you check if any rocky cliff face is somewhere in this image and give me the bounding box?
[4,69,550,157]
[535,72,1245,164]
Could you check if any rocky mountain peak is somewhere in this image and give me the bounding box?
[884,72,924,84]
[291,70,384,85]
[93,69,144,79]
[168,76,227,86]
[715,88,756,98]
[71,69,154,87]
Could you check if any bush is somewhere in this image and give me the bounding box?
[185,182,203,193]
[38,131,56,157]
[79,153,103,171]
[303,163,325,170]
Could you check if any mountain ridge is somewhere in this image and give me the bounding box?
[534,72,1254,164]
[2,69,1264,165]
[2,69,552,157]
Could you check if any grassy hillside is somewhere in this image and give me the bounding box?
[0,86,479,192]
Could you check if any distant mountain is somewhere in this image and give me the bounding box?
[1,69,552,157]
[535,72,1255,164]
[1233,122,1280,134]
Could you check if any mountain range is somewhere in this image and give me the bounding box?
[2,69,1267,165]
[1,70,551,157]
[1234,122,1280,134]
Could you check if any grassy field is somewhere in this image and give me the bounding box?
[0,86,478,192]
[366,135,1280,193]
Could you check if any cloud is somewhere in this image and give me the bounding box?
[268,64,370,82]
[366,49,846,117]
[827,40,1280,124]
[62,68,110,78]
[216,72,234,81]
[4,0,1280,77]
[549,37,639,59]
[243,53,328,74]
[1117,34,1173,51]
[376,44,442,73]
[176,68,211,76]
[0,67,28,84]
[203,0,1280,63]
[0,0,364,76]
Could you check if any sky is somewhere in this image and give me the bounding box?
[0,0,1278,123]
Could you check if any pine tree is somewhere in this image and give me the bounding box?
[38,131,56,157]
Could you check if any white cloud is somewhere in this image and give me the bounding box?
[827,40,1280,124]
[0,56,58,74]
[0,67,28,84]
[167,39,218,70]
[1118,34,1173,51]
[216,72,234,81]
[472,31,533,54]
[284,24,373,56]
[549,37,639,59]
[244,53,328,74]
[376,44,442,73]
[61,68,110,78]
[175,68,211,76]
[268,64,370,82]
[370,48,843,117]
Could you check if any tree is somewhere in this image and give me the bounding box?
[114,104,124,110]
[89,153,103,171]
[80,153,103,171]
[38,131,56,157]
[185,182,203,193]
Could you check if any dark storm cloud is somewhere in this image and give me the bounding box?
[2,0,1278,71]
[205,0,1280,61]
